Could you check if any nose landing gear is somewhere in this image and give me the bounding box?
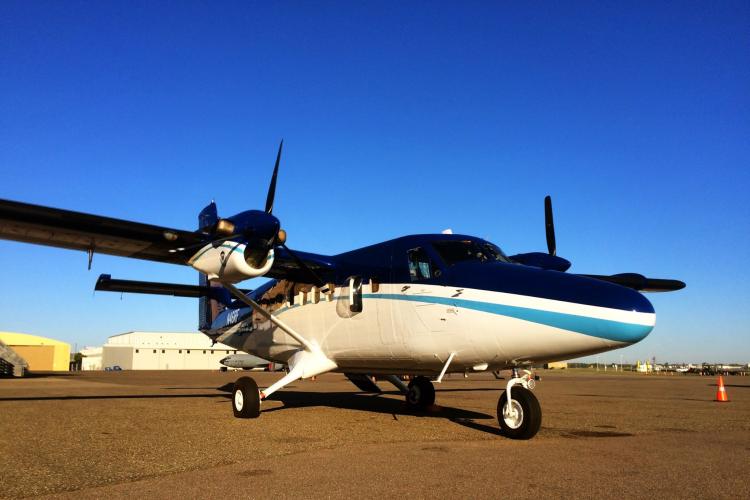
[497,369,541,439]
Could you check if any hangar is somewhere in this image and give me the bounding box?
[0,331,70,374]
[80,346,103,371]
[102,331,239,370]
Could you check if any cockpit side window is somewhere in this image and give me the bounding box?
[432,240,511,266]
[407,247,435,282]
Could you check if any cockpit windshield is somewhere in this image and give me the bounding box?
[431,240,511,266]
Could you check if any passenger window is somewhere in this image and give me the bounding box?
[407,247,436,282]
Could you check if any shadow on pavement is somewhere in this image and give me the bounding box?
[450,417,503,436]
[260,390,494,421]
[0,393,231,402]
[2,372,78,379]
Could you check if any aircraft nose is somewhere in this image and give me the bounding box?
[584,279,655,344]
[625,286,654,315]
[622,288,655,343]
[547,272,656,344]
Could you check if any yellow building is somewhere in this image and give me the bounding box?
[0,332,70,372]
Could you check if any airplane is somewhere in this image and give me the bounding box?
[0,141,685,439]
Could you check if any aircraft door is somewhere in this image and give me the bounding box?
[402,246,450,333]
[372,277,398,346]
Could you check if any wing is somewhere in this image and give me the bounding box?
[0,199,203,264]
[266,246,336,284]
[578,273,686,292]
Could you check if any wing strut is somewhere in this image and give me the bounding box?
[222,282,315,352]
[221,282,337,400]
[436,352,456,383]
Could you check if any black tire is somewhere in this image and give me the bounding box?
[232,376,261,418]
[497,386,541,440]
[406,376,435,409]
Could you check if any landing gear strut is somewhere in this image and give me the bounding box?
[233,376,261,418]
[497,370,541,439]
[406,376,435,409]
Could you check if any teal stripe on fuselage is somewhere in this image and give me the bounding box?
[362,293,652,343]
[238,292,652,344]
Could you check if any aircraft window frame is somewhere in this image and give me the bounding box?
[407,247,439,282]
[431,240,511,266]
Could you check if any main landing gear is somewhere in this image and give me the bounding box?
[405,376,435,409]
[497,369,541,440]
[231,367,541,440]
[232,376,261,418]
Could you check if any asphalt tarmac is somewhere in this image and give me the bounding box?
[1,370,748,499]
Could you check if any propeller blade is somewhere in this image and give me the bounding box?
[545,195,556,256]
[281,242,327,291]
[265,140,283,214]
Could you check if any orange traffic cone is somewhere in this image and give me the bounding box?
[715,376,730,402]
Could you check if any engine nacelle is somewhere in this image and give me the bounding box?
[189,242,274,283]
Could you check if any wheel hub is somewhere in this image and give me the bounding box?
[234,389,244,411]
[503,400,523,429]
[408,386,421,405]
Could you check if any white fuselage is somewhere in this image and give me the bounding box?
[214,281,655,375]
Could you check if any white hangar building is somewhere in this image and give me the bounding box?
[102,331,240,370]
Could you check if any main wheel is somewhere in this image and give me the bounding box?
[497,386,541,440]
[233,376,261,418]
[406,376,435,409]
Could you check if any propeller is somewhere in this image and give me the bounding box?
[173,141,286,255]
[545,195,556,256]
[209,139,285,243]
[265,140,283,214]
[539,195,685,292]
[175,140,328,288]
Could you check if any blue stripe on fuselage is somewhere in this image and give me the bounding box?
[363,293,653,343]
[215,286,652,344]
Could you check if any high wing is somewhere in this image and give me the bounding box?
[522,195,686,293]
[578,273,685,292]
[0,198,336,282]
[267,246,336,284]
[0,199,202,265]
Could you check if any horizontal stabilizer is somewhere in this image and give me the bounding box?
[579,273,686,292]
[95,274,250,305]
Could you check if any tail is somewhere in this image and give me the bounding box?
[198,201,224,332]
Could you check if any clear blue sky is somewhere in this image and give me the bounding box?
[1,1,748,363]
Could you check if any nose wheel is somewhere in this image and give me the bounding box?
[497,385,541,439]
[233,376,261,418]
[406,376,435,409]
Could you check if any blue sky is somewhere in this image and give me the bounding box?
[1,1,748,363]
